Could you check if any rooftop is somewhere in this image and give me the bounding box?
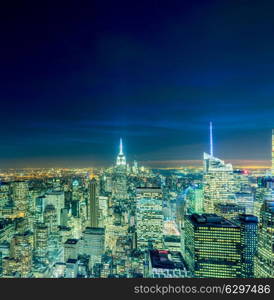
[65,239,78,245]
[189,213,239,228]
[84,227,105,234]
[238,214,258,223]
[149,250,187,270]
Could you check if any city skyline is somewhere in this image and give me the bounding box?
[1,1,274,167]
[0,131,272,169]
[0,130,272,169]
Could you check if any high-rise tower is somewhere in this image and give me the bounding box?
[116,138,126,166]
[185,214,242,278]
[88,178,99,228]
[203,123,235,213]
[112,138,128,201]
[254,193,274,278]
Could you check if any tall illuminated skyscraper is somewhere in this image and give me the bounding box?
[88,178,99,228]
[116,138,126,167]
[203,123,235,213]
[112,138,128,200]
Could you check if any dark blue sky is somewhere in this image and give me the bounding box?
[0,0,274,168]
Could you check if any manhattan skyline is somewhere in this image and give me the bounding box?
[1,0,274,168]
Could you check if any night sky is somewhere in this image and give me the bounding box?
[1,0,274,168]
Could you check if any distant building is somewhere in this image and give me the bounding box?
[44,191,65,225]
[215,203,245,220]
[3,231,33,277]
[163,235,181,253]
[185,185,204,214]
[235,192,254,214]
[65,259,78,278]
[43,205,58,233]
[34,223,48,262]
[64,239,79,262]
[11,181,29,215]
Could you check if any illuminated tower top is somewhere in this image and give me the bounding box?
[116,138,126,166]
[204,123,233,172]
[119,138,123,155]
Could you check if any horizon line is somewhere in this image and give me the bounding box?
[0,159,271,170]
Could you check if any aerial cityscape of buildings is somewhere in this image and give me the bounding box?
[0,125,273,278]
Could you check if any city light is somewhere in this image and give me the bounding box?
[0,132,273,278]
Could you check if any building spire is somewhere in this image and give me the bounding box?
[119,138,123,155]
[210,121,213,156]
[116,138,126,166]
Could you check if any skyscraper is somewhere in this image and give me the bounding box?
[185,214,242,278]
[203,123,235,213]
[9,231,33,277]
[136,187,164,250]
[112,139,128,200]
[34,223,48,262]
[236,214,258,278]
[82,227,105,268]
[272,129,274,175]
[88,178,99,228]
[185,185,204,215]
[44,191,65,225]
[255,195,274,278]
[43,205,58,234]
[116,138,126,167]
[203,153,235,213]
[11,181,29,216]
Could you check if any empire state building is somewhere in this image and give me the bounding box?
[116,138,126,166]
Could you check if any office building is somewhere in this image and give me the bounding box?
[88,178,99,228]
[255,196,274,277]
[44,191,65,225]
[64,239,79,262]
[11,181,29,216]
[34,223,48,261]
[83,227,105,268]
[236,214,258,278]
[203,153,235,213]
[185,214,242,278]
[136,187,164,250]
